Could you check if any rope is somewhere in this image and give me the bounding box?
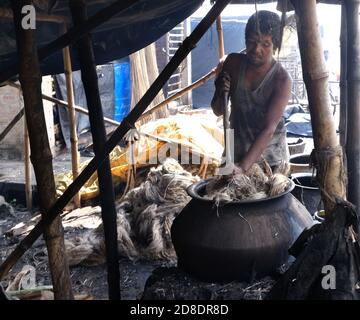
[312,145,347,206]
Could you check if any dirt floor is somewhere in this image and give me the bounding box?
[0,202,178,300]
[0,203,278,300]
[0,138,315,300]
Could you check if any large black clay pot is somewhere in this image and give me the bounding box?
[171,179,314,282]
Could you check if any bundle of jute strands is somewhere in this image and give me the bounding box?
[65,158,199,265]
[205,163,290,203]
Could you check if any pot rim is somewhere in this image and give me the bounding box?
[291,173,319,190]
[187,178,295,204]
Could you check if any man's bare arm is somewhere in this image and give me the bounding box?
[210,54,237,116]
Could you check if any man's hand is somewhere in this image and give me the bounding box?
[215,71,231,95]
[219,162,244,176]
[232,164,244,175]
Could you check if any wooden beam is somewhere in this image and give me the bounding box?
[24,114,32,211]
[291,0,346,214]
[0,0,232,282]
[0,0,141,84]
[0,107,24,142]
[345,0,360,215]
[216,16,225,58]
[138,69,216,122]
[11,0,74,300]
[69,0,120,300]
[339,3,347,148]
[62,26,81,208]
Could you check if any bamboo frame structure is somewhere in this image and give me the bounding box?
[345,0,360,215]
[291,0,346,214]
[0,0,232,283]
[62,26,81,208]
[11,1,73,300]
[7,68,216,134]
[69,0,120,300]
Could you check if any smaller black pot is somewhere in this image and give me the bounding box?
[289,153,312,174]
[287,138,306,155]
[291,173,323,216]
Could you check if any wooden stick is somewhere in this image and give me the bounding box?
[0,0,141,85]
[62,26,81,208]
[11,1,74,300]
[24,114,32,211]
[339,3,347,147]
[345,0,360,218]
[292,0,346,214]
[0,107,24,142]
[5,81,120,123]
[0,0,232,283]
[216,16,225,58]
[69,0,120,300]
[138,68,216,122]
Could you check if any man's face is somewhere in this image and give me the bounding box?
[246,32,274,67]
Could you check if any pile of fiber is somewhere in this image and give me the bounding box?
[205,163,290,202]
[66,158,199,266]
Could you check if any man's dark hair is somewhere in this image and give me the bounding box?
[245,10,282,51]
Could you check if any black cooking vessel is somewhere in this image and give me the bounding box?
[171,179,314,282]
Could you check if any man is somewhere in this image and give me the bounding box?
[211,10,291,175]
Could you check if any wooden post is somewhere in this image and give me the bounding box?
[24,114,32,211]
[11,1,74,299]
[62,26,81,208]
[69,0,120,300]
[339,3,347,148]
[345,0,360,215]
[0,0,141,84]
[291,0,346,214]
[0,0,232,281]
[216,16,225,58]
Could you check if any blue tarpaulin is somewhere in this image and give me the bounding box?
[0,0,204,76]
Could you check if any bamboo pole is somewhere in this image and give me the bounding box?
[339,3,347,148]
[345,0,360,215]
[62,26,81,208]
[0,0,141,85]
[0,0,232,282]
[138,69,216,122]
[291,0,346,214]
[69,0,120,300]
[216,16,225,58]
[0,107,24,142]
[24,114,32,211]
[11,1,73,300]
